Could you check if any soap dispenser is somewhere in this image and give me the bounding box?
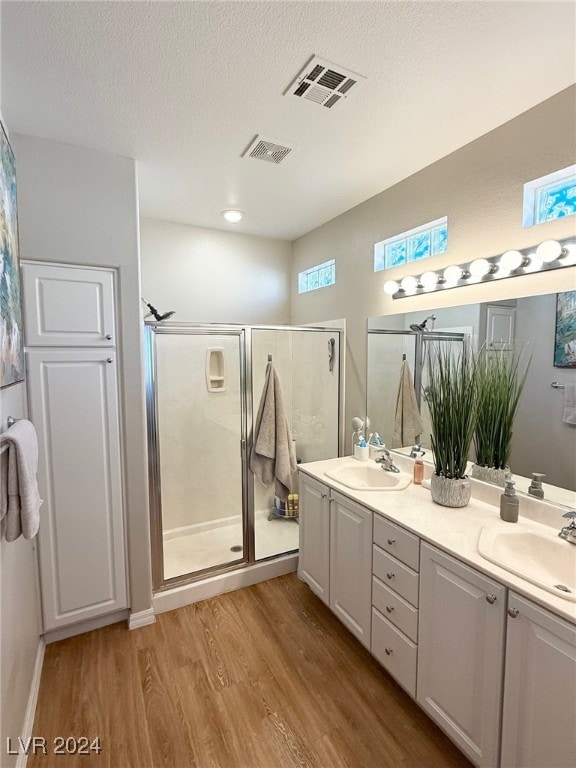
[500,479,519,523]
[528,472,546,499]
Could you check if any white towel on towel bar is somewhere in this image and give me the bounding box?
[250,362,296,501]
[392,359,423,448]
[563,383,576,425]
[0,419,43,541]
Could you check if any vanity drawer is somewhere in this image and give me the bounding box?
[373,546,419,607]
[372,576,418,643]
[371,608,417,698]
[373,515,420,571]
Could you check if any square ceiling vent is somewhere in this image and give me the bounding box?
[243,135,296,165]
[285,55,366,110]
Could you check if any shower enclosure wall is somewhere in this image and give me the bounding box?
[146,323,343,589]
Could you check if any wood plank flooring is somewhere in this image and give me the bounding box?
[29,574,471,768]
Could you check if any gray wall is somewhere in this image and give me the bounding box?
[141,218,292,324]
[12,133,152,615]
[291,86,576,448]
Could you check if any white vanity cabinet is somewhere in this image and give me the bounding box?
[417,543,506,768]
[501,593,576,768]
[22,262,127,632]
[371,515,420,697]
[298,474,372,647]
[329,491,372,647]
[298,474,331,606]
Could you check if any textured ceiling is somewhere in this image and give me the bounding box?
[3,1,575,240]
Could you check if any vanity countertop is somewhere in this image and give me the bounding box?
[298,455,576,625]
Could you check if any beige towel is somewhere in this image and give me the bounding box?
[0,419,43,541]
[392,360,423,448]
[563,383,576,425]
[250,362,296,501]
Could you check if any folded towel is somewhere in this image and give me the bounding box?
[392,359,423,448]
[563,383,576,425]
[0,419,43,541]
[250,362,296,501]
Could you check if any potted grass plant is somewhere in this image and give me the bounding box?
[472,346,531,487]
[426,343,476,507]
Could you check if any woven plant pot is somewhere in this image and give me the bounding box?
[430,473,471,508]
[471,463,511,488]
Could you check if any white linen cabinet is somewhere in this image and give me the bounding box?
[22,263,127,632]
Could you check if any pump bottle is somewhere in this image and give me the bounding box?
[500,479,519,523]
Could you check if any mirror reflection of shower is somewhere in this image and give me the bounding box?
[409,314,436,333]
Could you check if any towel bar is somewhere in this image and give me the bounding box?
[551,382,566,389]
[7,416,16,427]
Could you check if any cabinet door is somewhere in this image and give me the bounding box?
[27,348,127,630]
[501,593,576,768]
[22,263,115,346]
[330,491,372,648]
[417,543,506,768]
[486,304,515,351]
[298,474,330,606]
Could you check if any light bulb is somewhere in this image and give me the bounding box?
[443,265,463,283]
[420,271,439,289]
[222,209,244,223]
[470,258,494,277]
[400,276,419,293]
[383,280,400,295]
[499,250,525,272]
[536,240,563,263]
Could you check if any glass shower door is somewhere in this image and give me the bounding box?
[150,328,246,584]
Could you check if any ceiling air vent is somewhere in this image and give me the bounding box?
[285,55,366,110]
[243,135,295,165]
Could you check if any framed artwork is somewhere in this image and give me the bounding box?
[0,119,24,388]
[554,290,576,368]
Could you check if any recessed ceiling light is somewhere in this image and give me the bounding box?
[222,210,244,223]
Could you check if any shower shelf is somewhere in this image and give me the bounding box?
[268,506,299,522]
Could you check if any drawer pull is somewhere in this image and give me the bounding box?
[385,647,393,656]
[508,607,520,618]
[386,572,395,580]
[385,606,394,613]
[105,334,112,340]
[387,538,396,545]
[106,358,113,364]
[321,493,327,499]
[485,594,497,605]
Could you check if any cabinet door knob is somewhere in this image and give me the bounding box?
[387,538,396,545]
[320,493,327,499]
[385,647,393,656]
[386,606,394,613]
[386,572,395,580]
[508,607,520,618]
[105,334,112,340]
[107,358,113,364]
[485,594,497,605]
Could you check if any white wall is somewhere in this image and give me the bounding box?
[140,218,291,324]
[0,113,42,766]
[12,133,152,615]
[291,86,576,450]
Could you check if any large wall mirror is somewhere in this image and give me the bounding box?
[367,290,576,507]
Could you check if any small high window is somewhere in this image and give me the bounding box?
[374,216,447,272]
[523,165,576,227]
[298,259,335,293]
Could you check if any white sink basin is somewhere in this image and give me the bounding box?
[324,463,412,491]
[478,524,576,601]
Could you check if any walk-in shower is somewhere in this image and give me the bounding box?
[145,323,343,589]
[366,326,466,448]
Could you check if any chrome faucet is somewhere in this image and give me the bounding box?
[409,444,426,458]
[559,511,576,544]
[375,449,401,473]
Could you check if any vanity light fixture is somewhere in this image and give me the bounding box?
[222,209,244,223]
[384,237,575,299]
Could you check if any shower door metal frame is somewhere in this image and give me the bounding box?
[145,321,345,591]
[145,323,251,591]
